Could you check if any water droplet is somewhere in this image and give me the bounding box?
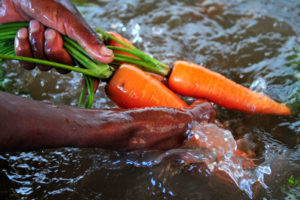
[250,77,266,93]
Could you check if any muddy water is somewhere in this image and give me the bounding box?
[1,0,300,199]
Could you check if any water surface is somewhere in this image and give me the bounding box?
[1,0,300,199]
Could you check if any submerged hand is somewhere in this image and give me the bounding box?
[0,0,114,70]
[86,99,216,151]
[0,92,216,152]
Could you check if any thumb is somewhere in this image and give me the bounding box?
[183,99,216,123]
[0,0,28,23]
[14,0,114,63]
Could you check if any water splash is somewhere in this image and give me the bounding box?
[183,123,271,198]
[122,123,272,199]
[250,77,267,94]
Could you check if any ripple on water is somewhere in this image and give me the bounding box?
[0,0,300,199]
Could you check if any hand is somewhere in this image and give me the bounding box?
[15,20,74,73]
[0,0,114,71]
[0,92,216,152]
[80,99,216,151]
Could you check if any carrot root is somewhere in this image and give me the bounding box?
[168,61,291,115]
[107,32,138,59]
[106,64,187,109]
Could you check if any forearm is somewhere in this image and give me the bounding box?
[0,92,138,151]
[0,92,205,152]
[0,91,81,151]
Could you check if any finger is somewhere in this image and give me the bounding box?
[44,29,72,74]
[72,30,114,64]
[14,28,35,70]
[15,0,114,63]
[29,20,52,71]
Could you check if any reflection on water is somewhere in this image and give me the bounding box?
[1,0,300,199]
[0,133,293,199]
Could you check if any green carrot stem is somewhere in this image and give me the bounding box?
[63,37,104,66]
[106,45,145,59]
[63,42,113,79]
[98,32,148,60]
[113,53,152,67]
[96,28,136,51]
[0,22,105,109]
[0,35,16,40]
[114,55,167,75]
[0,46,14,54]
[97,28,169,75]
[84,75,94,108]
[113,52,169,74]
[114,55,149,66]
[78,80,87,108]
[0,54,102,78]
[0,31,19,37]
[0,27,27,32]
[0,23,28,34]
[0,22,28,29]
[87,78,94,108]
[0,25,29,31]
[63,36,90,58]
[1,49,14,57]
[63,42,96,69]
[108,47,169,75]
[1,49,14,56]
[6,50,15,56]
[0,42,7,47]
[96,28,168,67]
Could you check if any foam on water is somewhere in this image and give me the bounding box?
[123,123,272,199]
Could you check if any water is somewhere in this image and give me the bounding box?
[1,0,300,199]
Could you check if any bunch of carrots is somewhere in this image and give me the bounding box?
[105,32,291,115]
[0,23,291,115]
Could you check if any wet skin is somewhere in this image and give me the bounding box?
[0,0,114,67]
[0,91,216,152]
[0,0,218,152]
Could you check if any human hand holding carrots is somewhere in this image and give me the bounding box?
[0,0,114,72]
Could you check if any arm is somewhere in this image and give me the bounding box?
[0,91,215,152]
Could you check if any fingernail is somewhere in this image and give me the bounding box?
[45,29,56,41]
[29,20,40,32]
[100,46,113,57]
[17,28,28,39]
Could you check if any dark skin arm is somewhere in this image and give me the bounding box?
[0,1,215,152]
[0,91,215,152]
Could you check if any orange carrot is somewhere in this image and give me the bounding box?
[168,61,291,115]
[106,64,187,109]
[107,32,138,59]
[107,32,166,82]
